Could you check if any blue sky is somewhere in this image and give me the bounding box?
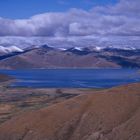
[0,0,118,19]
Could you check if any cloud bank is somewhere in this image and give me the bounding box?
[0,0,140,48]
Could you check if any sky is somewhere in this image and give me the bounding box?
[0,0,140,48]
[0,0,118,19]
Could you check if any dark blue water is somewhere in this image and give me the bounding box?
[0,69,140,88]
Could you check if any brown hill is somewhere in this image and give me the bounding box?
[0,83,140,140]
[0,46,140,69]
[0,49,119,69]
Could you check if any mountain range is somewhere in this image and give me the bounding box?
[0,45,140,69]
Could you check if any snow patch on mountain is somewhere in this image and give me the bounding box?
[0,45,24,54]
[107,45,137,51]
[58,48,67,51]
[74,47,83,51]
[0,46,8,53]
[7,46,24,53]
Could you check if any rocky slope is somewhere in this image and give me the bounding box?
[0,83,139,140]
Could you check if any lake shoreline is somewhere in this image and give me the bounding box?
[0,69,140,88]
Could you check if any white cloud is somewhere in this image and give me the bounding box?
[0,0,140,48]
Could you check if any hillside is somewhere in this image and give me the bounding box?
[0,83,139,140]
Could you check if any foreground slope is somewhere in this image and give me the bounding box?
[0,83,140,140]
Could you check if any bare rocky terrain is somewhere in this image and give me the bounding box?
[0,78,139,140]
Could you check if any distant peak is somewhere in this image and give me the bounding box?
[41,44,54,50]
[58,48,67,51]
[0,45,24,54]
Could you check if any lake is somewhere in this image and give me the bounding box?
[0,69,140,88]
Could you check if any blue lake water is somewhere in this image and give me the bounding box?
[0,69,140,88]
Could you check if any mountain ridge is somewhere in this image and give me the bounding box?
[0,45,140,69]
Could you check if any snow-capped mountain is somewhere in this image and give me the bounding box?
[58,48,67,51]
[0,46,8,54]
[0,44,139,55]
[0,44,139,69]
[0,45,25,61]
[0,45,24,54]
[64,47,91,55]
[106,45,137,51]
[0,36,140,51]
